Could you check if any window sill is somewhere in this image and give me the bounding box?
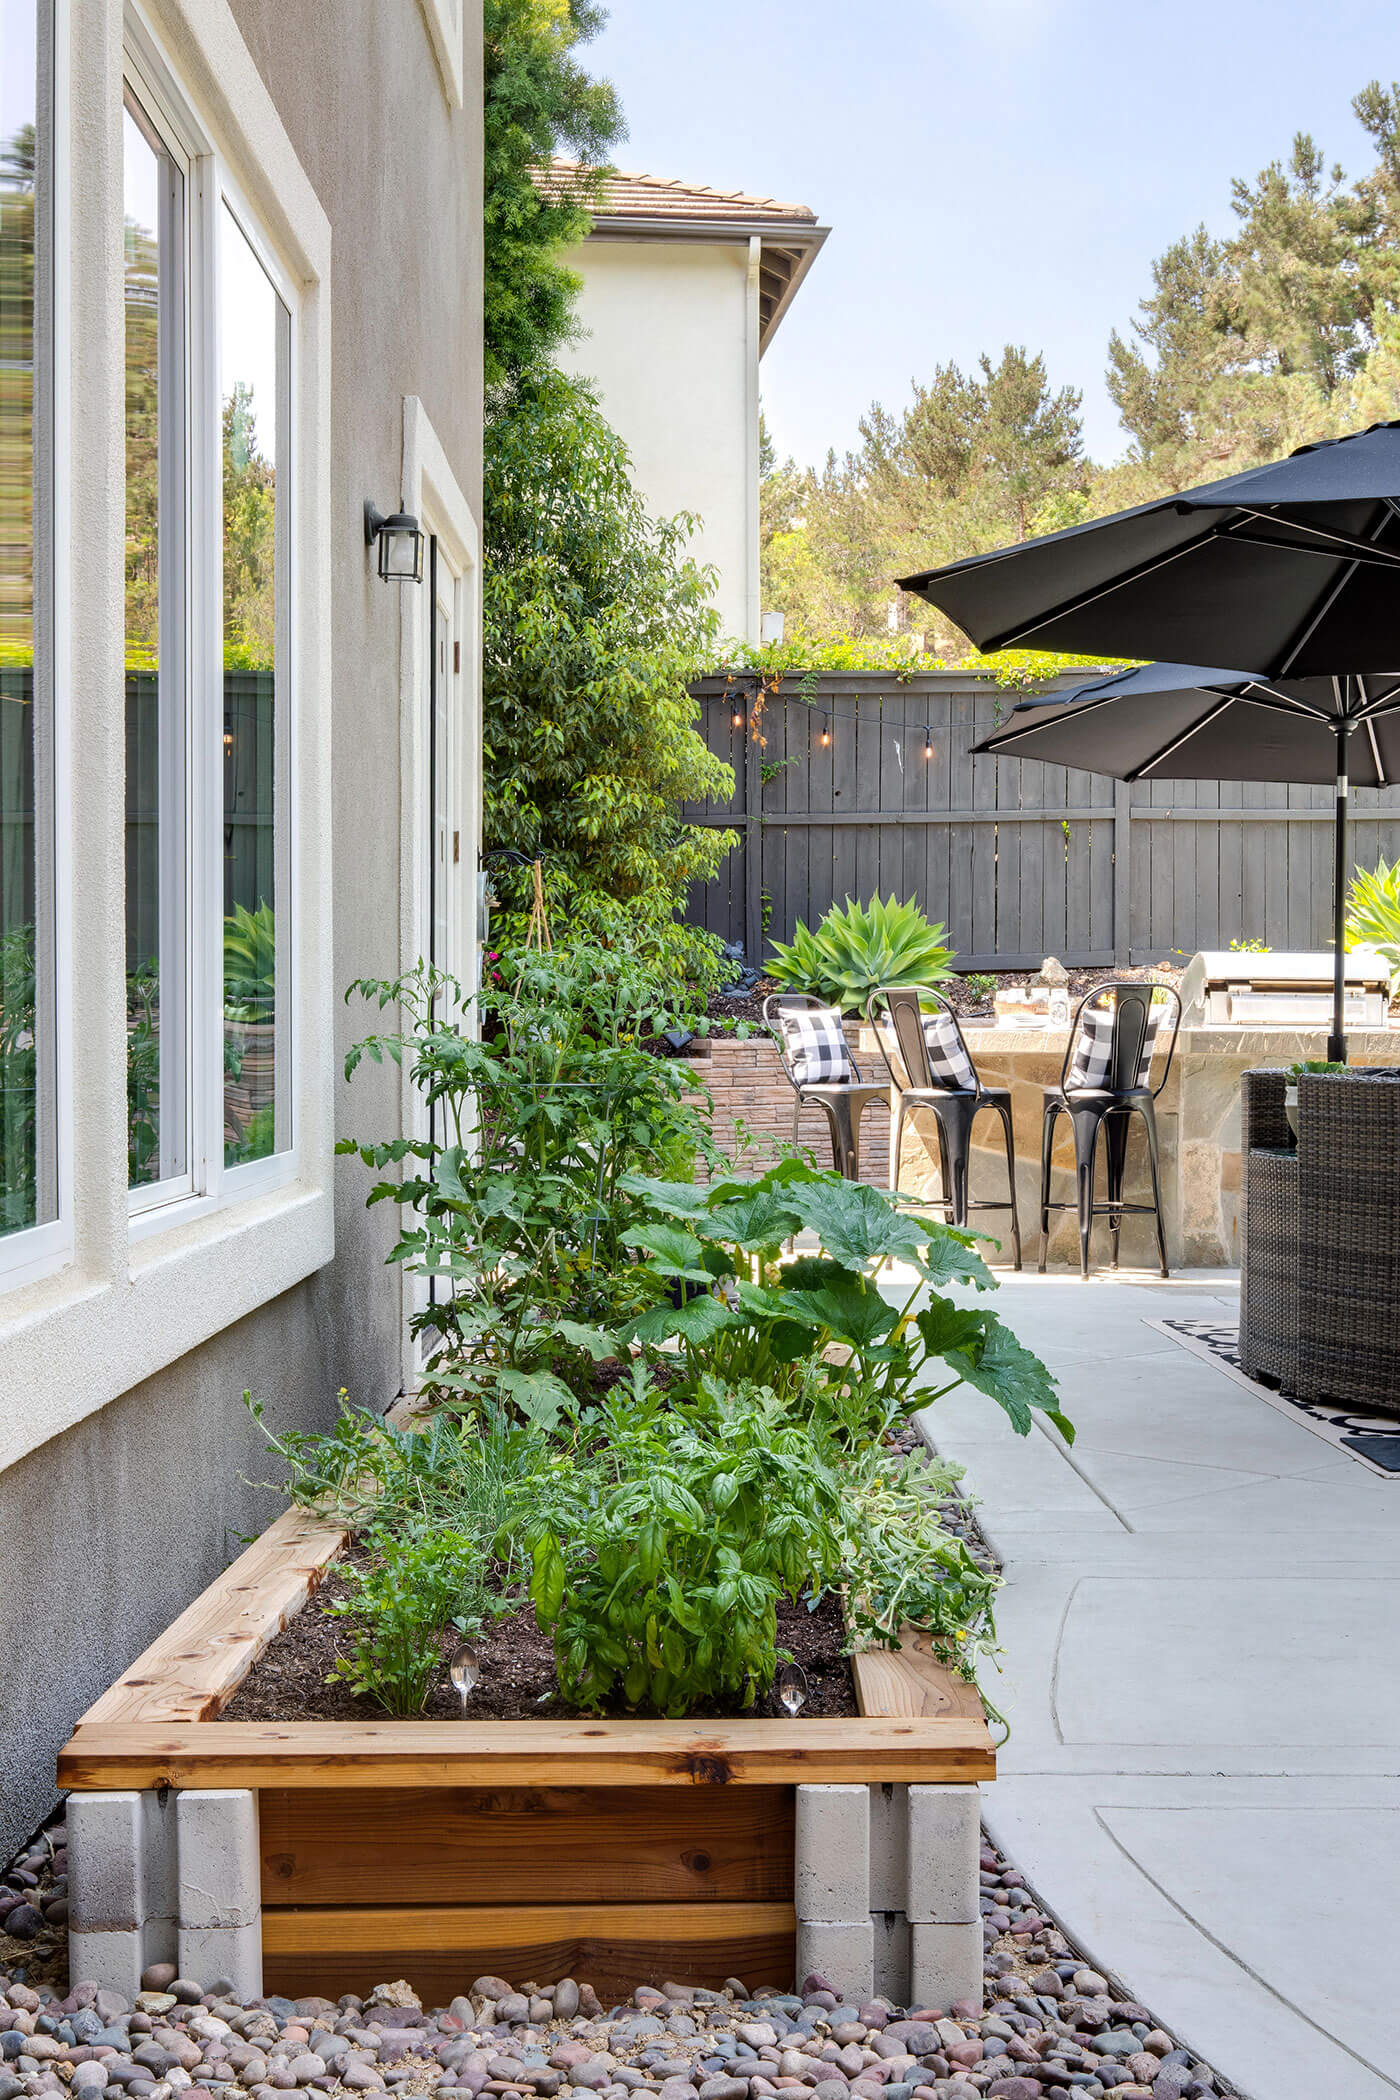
[0,1174,333,1474]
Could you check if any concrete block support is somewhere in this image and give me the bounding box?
[176,1791,262,1997]
[795,1785,871,1923]
[67,1788,260,1996]
[793,1781,982,2005]
[67,1791,176,1996]
[795,1920,875,2003]
[909,1921,982,2016]
[906,1785,980,1924]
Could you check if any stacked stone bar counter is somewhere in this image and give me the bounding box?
[694,1022,1400,1269]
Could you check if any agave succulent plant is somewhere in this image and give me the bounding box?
[767,894,956,1013]
[1345,856,1400,992]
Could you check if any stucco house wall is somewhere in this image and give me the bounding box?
[561,238,760,643]
[0,0,483,1856]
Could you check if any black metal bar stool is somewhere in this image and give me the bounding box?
[1039,978,1182,1278]
[867,983,1021,1267]
[763,993,888,1181]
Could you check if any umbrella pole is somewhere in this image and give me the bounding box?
[1330,719,1352,1065]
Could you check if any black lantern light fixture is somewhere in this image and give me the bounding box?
[364,499,425,583]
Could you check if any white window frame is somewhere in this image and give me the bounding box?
[122,12,301,1240]
[0,0,72,1293]
[122,51,196,1216]
[417,0,464,109]
[396,394,481,1394]
[0,0,334,1474]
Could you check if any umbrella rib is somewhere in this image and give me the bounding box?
[1367,717,1386,787]
[1232,684,1334,723]
[975,535,1206,651]
[1274,509,1400,677]
[1224,508,1400,571]
[1352,677,1400,719]
[1123,698,1238,782]
[974,689,1129,748]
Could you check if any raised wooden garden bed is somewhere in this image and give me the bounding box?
[60,1506,995,2006]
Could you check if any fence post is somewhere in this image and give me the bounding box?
[745,694,762,966]
[1114,778,1132,966]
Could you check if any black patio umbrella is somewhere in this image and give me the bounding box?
[898,421,1400,679]
[971,661,1400,1060]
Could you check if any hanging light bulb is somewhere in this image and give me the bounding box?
[923,726,933,759]
[732,708,744,729]
[819,722,831,747]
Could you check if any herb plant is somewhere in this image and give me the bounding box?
[324,1523,484,1718]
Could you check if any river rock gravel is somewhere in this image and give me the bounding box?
[0,1811,1236,2100]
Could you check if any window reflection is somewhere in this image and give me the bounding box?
[220,207,286,1167]
[0,0,56,1238]
[124,98,187,1188]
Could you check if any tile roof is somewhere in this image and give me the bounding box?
[539,159,819,227]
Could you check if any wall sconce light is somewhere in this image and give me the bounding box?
[364,500,425,583]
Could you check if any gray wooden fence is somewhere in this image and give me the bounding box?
[682,671,1400,971]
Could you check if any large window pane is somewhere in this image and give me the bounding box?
[0,0,55,1239]
[220,206,287,1168]
[124,97,187,1189]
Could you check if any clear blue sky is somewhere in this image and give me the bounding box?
[587,0,1400,470]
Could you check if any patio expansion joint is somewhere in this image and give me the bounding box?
[1086,1803,1400,2095]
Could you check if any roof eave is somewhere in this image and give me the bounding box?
[582,215,829,351]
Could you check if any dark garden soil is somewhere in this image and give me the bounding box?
[218,1551,858,1724]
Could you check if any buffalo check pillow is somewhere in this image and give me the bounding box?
[776,1004,853,1085]
[921,1010,978,1092]
[1067,997,1165,1091]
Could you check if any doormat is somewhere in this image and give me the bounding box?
[1149,1318,1400,1479]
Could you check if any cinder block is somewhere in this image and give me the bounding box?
[175,1790,262,1996]
[175,1790,260,1929]
[177,1919,261,1997]
[906,1785,980,1925]
[795,1784,870,1922]
[67,1792,145,1933]
[871,1908,910,2005]
[68,1791,161,1996]
[868,1782,908,1911]
[66,1925,145,1998]
[141,1789,178,1968]
[908,1920,981,2016]
[795,1919,874,2003]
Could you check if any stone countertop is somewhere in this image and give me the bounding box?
[918,1019,1400,1057]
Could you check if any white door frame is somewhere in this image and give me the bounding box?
[396,396,482,1394]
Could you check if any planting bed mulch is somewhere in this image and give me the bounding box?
[1,1802,1239,2097]
[219,1556,858,1724]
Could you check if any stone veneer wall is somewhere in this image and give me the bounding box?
[893,1023,1400,1269]
[693,1024,1400,1268]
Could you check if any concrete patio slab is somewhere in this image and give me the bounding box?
[917,1270,1400,2100]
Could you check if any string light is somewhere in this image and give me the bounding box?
[732,709,744,728]
[923,725,934,760]
[819,725,831,747]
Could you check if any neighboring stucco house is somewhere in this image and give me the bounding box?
[0,0,484,1850]
[550,161,827,642]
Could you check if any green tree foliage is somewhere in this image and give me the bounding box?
[482,367,735,947]
[763,347,1085,650]
[482,0,623,391]
[765,79,1400,654]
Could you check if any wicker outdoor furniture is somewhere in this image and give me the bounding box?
[763,992,888,1182]
[1241,1065,1400,1415]
[1038,979,1182,1279]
